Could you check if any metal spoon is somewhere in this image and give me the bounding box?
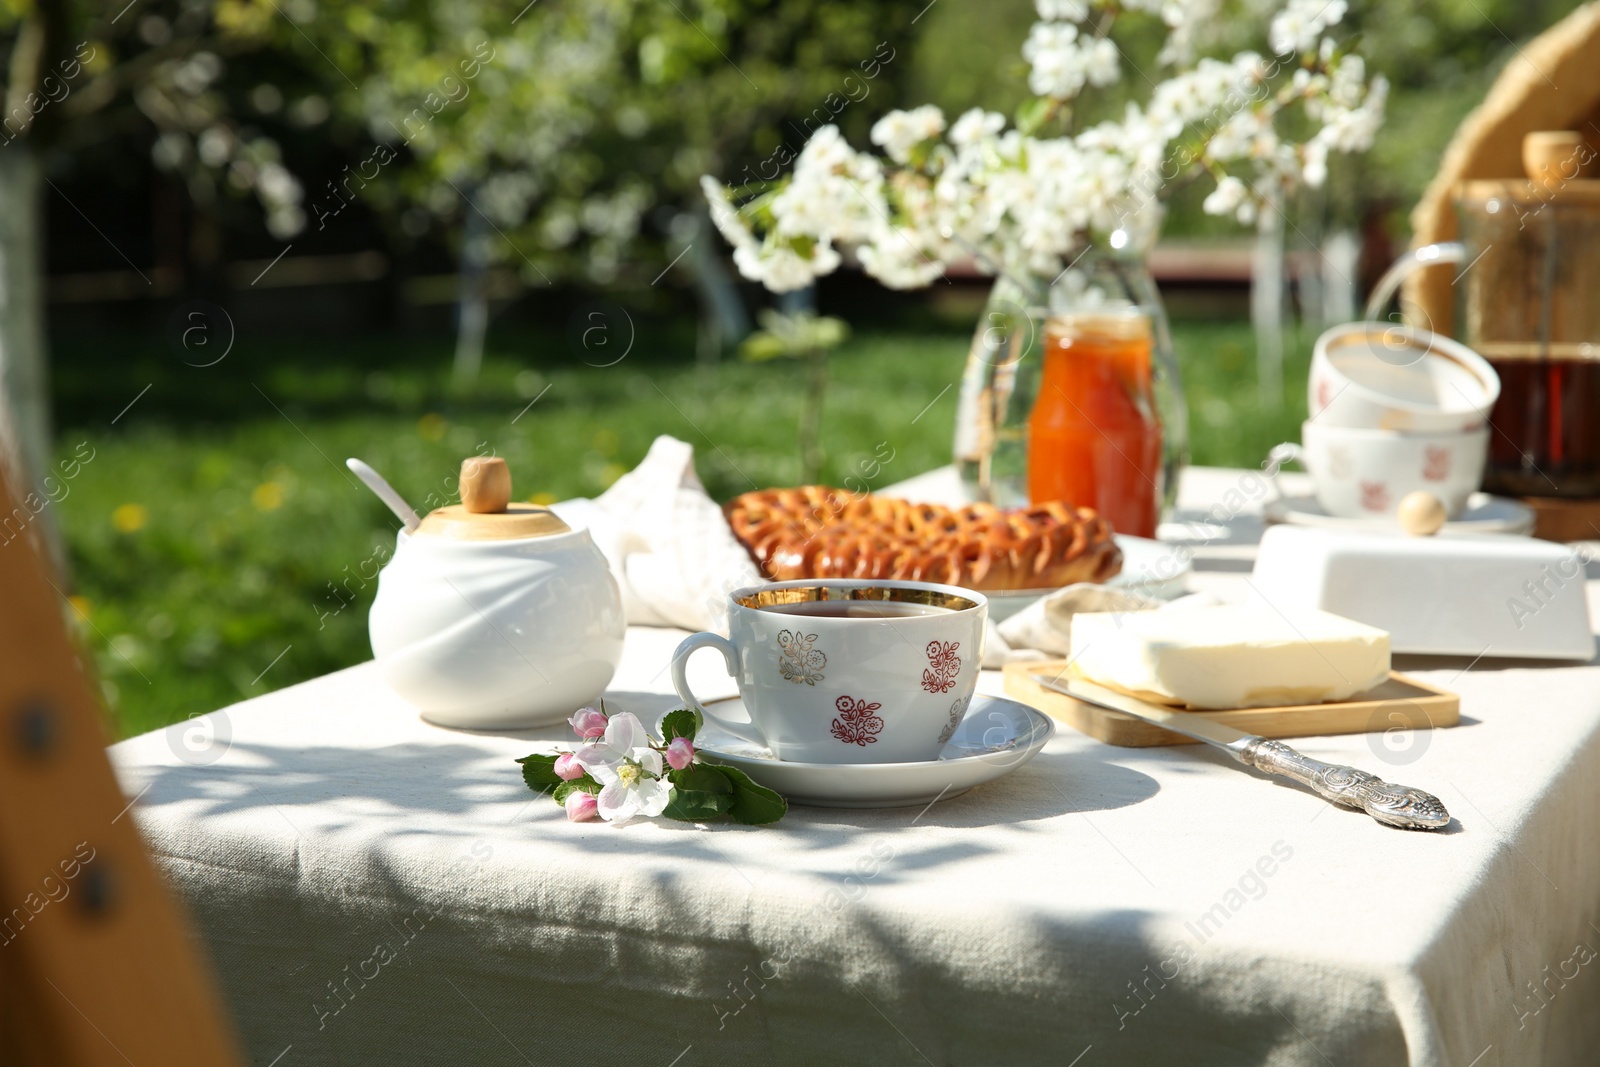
[346,458,422,532]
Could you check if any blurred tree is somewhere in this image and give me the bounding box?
[219,0,922,379]
[0,0,309,552]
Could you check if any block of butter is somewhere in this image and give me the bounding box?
[1068,606,1391,710]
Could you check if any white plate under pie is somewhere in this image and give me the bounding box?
[985,535,1191,621]
[675,694,1055,808]
[1264,491,1534,535]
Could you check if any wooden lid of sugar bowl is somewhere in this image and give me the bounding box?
[413,457,571,541]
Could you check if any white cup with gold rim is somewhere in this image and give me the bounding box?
[671,579,987,764]
[1309,322,1500,432]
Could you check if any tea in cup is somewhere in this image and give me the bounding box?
[671,579,987,764]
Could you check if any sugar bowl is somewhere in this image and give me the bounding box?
[367,457,624,728]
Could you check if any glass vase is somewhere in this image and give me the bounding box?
[952,244,1187,539]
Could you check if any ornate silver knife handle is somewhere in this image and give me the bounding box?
[1230,738,1451,830]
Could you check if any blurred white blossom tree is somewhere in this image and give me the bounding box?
[225,0,922,379]
[0,0,307,558]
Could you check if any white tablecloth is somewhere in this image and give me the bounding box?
[110,468,1600,1067]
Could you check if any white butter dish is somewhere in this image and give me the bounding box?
[1250,525,1594,660]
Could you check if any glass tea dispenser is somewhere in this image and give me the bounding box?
[1371,131,1600,498]
[1459,132,1600,496]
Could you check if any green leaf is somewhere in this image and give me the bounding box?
[552,777,601,804]
[738,333,789,362]
[811,317,850,349]
[1015,96,1052,137]
[661,708,703,743]
[711,764,788,825]
[670,762,732,794]
[516,753,562,794]
[662,787,734,821]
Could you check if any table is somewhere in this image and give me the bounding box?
[110,468,1600,1066]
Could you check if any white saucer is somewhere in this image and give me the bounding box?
[1264,491,1534,535]
[1109,533,1193,599]
[678,694,1055,808]
[986,535,1191,621]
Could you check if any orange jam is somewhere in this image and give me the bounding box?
[1028,312,1162,537]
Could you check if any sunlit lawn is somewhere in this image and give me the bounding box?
[50,316,1309,739]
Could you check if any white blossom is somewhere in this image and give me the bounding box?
[574,712,672,825]
[772,125,883,245]
[858,235,947,289]
[701,175,757,252]
[1035,0,1090,21]
[870,106,946,165]
[1301,72,1387,187]
[1302,140,1330,187]
[1023,22,1121,100]
[950,108,1007,149]
[1270,0,1347,57]
[1209,107,1276,163]
[1024,23,1075,98]
[1203,175,1255,223]
[1155,0,1221,65]
[730,240,833,293]
[1326,53,1369,108]
[1084,38,1122,88]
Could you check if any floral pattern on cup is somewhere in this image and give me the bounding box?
[922,640,962,694]
[776,630,826,686]
[1291,421,1489,521]
[1423,446,1450,482]
[938,696,970,745]
[1359,481,1390,512]
[830,696,884,746]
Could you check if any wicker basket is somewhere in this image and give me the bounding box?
[1406,2,1600,334]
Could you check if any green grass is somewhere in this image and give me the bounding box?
[48,317,1310,739]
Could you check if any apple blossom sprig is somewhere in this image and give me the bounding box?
[516,702,786,827]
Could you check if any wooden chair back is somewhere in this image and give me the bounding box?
[0,461,243,1064]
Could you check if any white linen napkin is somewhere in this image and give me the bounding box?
[550,435,761,634]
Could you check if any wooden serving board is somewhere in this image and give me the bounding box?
[1002,660,1460,748]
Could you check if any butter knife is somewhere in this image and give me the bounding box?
[1030,673,1451,831]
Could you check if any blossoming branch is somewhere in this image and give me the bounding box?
[702,0,1386,293]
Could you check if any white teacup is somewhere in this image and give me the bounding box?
[1272,421,1488,519]
[1309,323,1499,433]
[671,579,987,764]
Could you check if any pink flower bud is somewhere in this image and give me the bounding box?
[565,790,598,822]
[568,706,608,739]
[665,736,695,771]
[554,752,585,781]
